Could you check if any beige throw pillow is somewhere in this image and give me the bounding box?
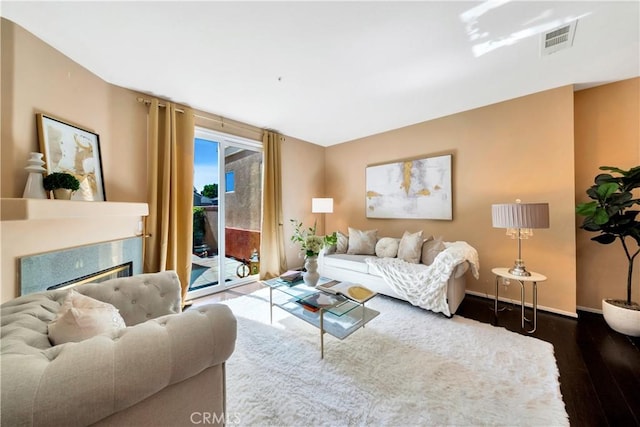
[397,230,424,263]
[336,231,349,254]
[347,227,377,255]
[375,237,400,258]
[421,237,446,266]
[48,289,126,345]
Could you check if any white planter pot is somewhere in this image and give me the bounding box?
[602,299,640,337]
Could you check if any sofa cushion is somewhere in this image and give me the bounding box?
[48,289,126,345]
[397,230,424,263]
[375,237,400,258]
[347,227,377,255]
[421,237,446,265]
[323,254,372,274]
[336,231,349,254]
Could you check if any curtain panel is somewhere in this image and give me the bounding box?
[260,131,287,279]
[144,99,195,302]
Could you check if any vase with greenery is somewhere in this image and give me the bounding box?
[576,165,640,335]
[43,172,80,200]
[290,219,337,286]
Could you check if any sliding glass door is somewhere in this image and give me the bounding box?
[188,128,262,299]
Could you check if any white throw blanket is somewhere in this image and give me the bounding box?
[366,241,480,317]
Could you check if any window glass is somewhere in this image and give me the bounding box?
[225,171,235,193]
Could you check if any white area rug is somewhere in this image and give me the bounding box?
[220,288,569,426]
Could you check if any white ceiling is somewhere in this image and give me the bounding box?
[2,1,639,146]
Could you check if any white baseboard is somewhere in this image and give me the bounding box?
[576,305,603,314]
[465,290,578,319]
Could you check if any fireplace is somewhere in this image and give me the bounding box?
[47,262,133,291]
[19,237,142,296]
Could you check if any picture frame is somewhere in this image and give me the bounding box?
[366,153,452,220]
[37,113,106,201]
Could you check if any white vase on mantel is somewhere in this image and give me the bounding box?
[22,152,47,199]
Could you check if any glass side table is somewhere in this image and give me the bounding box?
[492,267,547,333]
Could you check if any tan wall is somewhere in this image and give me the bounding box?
[574,78,640,309]
[0,19,149,302]
[281,136,327,270]
[1,19,148,202]
[326,86,578,316]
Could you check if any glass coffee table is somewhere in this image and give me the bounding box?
[262,276,379,358]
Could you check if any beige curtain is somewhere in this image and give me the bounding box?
[144,99,195,303]
[260,130,287,279]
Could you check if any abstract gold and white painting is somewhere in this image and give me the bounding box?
[366,154,452,220]
[37,113,106,201]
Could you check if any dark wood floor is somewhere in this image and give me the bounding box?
[456,295,640,427]
[193,285,640,427]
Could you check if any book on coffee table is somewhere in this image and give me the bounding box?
[299,292,348,312]
[279,270,303,284]
[316,281,377,304]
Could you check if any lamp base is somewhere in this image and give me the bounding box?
[509,260,531,277]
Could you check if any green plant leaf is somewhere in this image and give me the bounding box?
[576,201,597,216]
[585,186,599,200]
[592,234,616,244]
[43,172,80,191]
[594,173,615,185]
[596,182,619,199]
[599,166,626,175]
[593,207,610,225]
[581,220,601,232]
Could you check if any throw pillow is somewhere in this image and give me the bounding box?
[336,231,349,254]
[48,289,126,345]
[346,227,377,255]
[421,237,446,266]
[324,243,337,255]
[375,237,400,258]
[397,230,424,263]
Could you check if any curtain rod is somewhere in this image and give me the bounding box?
[136,97,263,135]
[137,97,185,113]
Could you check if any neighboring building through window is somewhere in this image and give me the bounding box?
[225,171,235,193]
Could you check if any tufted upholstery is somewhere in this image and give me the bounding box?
[76,270,183,326]
[1,271,237,427]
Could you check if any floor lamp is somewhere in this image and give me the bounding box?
[312,198,333,234]
[492,200,549,276]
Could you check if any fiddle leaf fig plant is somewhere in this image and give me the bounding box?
[576,165,640,307]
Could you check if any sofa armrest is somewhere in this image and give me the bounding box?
[452,261,469,278]
[78,271,182,326]
[5,304,237,427]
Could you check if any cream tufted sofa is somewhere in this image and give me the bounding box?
[1,271,237,427]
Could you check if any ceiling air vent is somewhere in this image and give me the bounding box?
[541,20,578,56]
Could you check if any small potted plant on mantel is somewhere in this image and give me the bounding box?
[43,172,80,200]
[576,165,640,336]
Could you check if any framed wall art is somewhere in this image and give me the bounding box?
[366,153,452,220]
[37,113,106,201]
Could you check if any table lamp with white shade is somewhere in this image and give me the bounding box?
[491,200,549,277]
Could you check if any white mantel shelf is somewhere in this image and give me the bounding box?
[1,198,149,221]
